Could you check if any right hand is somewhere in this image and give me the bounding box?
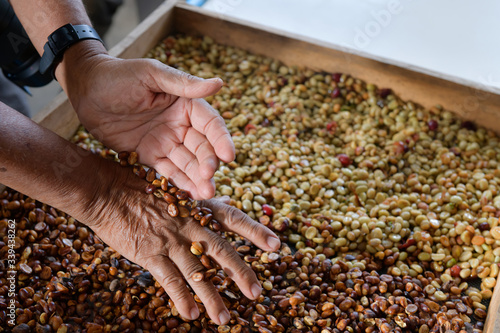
[83,159,281,325]
[59,47,234,200]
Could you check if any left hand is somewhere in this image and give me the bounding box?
[80,158,281,324]
[59,44,235,200]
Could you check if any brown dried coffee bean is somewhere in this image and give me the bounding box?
[127,152,138,165]
[405,304,418,315]
[425,300,440,312]
[338,299,352,311]
[201,207,212,215]
[146,168,156,182]
[34,208,45,222]
[164,192,176,204]
[190,207,201,217]
[380,323,393,333]
[178,206,190,218]
[178,199,189,206]
[191,242,204,256]
[160,177,169,191]
[167,203,179,217]
[192,272,205,282]
[40,266,52,280]
[19,263,32,274]
[6,200,21,210]
[175,190,189,200]
[34,222,47,232]
[133,166,146,179]
[236,245,251,254]
[277,297,290,309]
[210,220,222,232]
[166,318,179,329]
[474,308,487,319]
[386,304,401,315]
[200,255,213,269]
[117,151,129,160]
[205,269,217,280]
[152,190,164,200]
[145,184,156,194]
[12,324,31,333]
[456,303,468,313]
[200,213,213,227]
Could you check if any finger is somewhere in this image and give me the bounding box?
[187,99,235,163]
[164,143,216,199]
[203,200,281,252]
[201,231,262,301]
[151,61,223,98]
[138,125,214,199]
[170,244,231,325]
[183,128,219,180]
[143,255,200,320]
[153,157,210,200]
[216,196,231,205]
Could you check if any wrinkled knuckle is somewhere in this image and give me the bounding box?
[224,207,241,228]
[162,274,187,296]
[133,234,148,256]
[249,221,264,236]
[184,73,197,81]
[233,262,254,282]
[181,73,198,91]
[150,58,166,71]
[161,223,182,240]
[173,292,192,308]
[210,117,227,132]
[210,236,233,260]
[184,158,197,175]
[138,255,156,271]
[194,140,211,157]
[166,241,184,259]
[236,211,262,235]
[184,260,203,279]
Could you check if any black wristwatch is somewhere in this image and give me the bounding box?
[39,24,103,77]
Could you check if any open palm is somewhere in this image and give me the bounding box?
[67,56,234,199]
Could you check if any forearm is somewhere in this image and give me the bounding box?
[0,102,107,224]
[10,0,91,53]
[9,0,107,90]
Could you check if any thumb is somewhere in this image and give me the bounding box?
[152,61,223,98]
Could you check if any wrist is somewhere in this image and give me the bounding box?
[70,155,118,227]
[76,156,146,230]
[43,150,114,227]
[54,39,109,92]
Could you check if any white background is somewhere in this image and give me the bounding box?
[203,0,500,92]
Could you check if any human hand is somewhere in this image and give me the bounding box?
[84,160,281,325]
[59,44,234,200]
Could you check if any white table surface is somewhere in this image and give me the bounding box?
[203,0,500,93]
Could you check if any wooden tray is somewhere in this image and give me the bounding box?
[31,1,500,331]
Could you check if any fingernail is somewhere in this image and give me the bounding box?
[218,310,230,324]
[267,236,281,250]
[208,77,223,84]
[190,307,200,320]
[251,283,262,299]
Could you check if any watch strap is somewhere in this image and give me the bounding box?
[39,24,103,76]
